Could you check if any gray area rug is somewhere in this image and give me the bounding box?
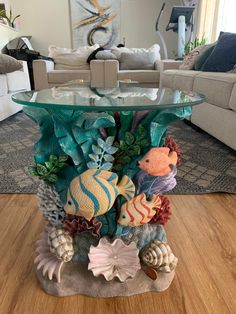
[0,112,235,194]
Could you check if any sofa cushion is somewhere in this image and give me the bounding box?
[173,70,202,90]
[48,70,90,84]
[193,72,236,109]
[192,102,236,150]
[161,69,201,90]
[54,62,90,70]
[229,84,236,111]
[118,70,160,83]
[120,51,156,70]
[201,32,236,72]
[0,74,8,96]
[0,54,22,74]
[6,71,30,92]
[161,69,178,88]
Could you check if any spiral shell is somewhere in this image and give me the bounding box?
[48,227,74,262]
[141,240,178,273]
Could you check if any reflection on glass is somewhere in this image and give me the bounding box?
[12,81,205,112]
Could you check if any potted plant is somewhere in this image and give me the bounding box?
[0,7,20,28]
[184,35,206,55]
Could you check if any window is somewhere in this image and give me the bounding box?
[217,0,236,34]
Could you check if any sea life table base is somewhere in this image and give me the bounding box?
[12,82,205,297]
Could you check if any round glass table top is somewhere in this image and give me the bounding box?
[12,81,206,112]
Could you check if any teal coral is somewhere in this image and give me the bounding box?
[87,136,118,171]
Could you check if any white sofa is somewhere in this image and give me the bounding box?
[161,63,236,150]
[33,58,161,90]
[0,61,30,121]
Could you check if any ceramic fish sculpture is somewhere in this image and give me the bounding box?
[118,192,162,227]
[64,169,135,221]
[138,147,177,176]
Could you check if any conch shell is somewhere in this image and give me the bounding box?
[141,240,178,273]
[48,227,74,262]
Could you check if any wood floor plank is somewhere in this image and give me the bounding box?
[0,194,235,314]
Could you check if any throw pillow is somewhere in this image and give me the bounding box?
[0,54,22,74]
[228,64,236,73]
[201,32,236,72]
[194,43,216,70]
[111,44,160,61]
[111,46,132,60]
[120,51,156,70]
[96,50,118,60]
[179,45,207,70]
[48,44,100,70]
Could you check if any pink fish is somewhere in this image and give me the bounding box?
[138,147,177,176]
[118,193,162,227]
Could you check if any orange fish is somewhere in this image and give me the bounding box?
[118,193,162,227]
[138,147,177,176]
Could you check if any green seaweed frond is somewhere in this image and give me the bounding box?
[28,155,69,184]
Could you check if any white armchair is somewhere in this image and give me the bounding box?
[0,60,30,121]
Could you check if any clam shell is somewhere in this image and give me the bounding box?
[88,238,141,282]
[141,240,178,273]
[48,227,74,262]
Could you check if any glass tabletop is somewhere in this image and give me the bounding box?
[12,81,205,112]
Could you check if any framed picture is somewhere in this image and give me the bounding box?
[69,0,121,48]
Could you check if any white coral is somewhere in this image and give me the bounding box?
[37,181,65,226]
[34,227,64,283]
[88,238,141,282]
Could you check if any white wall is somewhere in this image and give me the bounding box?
[121,0,179,58]
[0,24,18,50]
[8,0,71,55]
[8,0,179,58]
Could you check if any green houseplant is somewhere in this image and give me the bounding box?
[184,35,206,55]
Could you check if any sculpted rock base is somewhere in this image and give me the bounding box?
[35,262,175,297]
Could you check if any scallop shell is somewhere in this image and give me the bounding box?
[48,227,74,262]
[141,240,178,273]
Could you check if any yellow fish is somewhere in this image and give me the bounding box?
[138,147,177,176]
[118,193,162,227]
[64,169,135,221]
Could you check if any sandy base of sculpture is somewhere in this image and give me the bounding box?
[35,262,175,297]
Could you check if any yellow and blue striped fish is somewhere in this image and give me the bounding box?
[64,169,135,221]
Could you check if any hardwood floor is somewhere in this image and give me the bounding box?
[0,193,235,314]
